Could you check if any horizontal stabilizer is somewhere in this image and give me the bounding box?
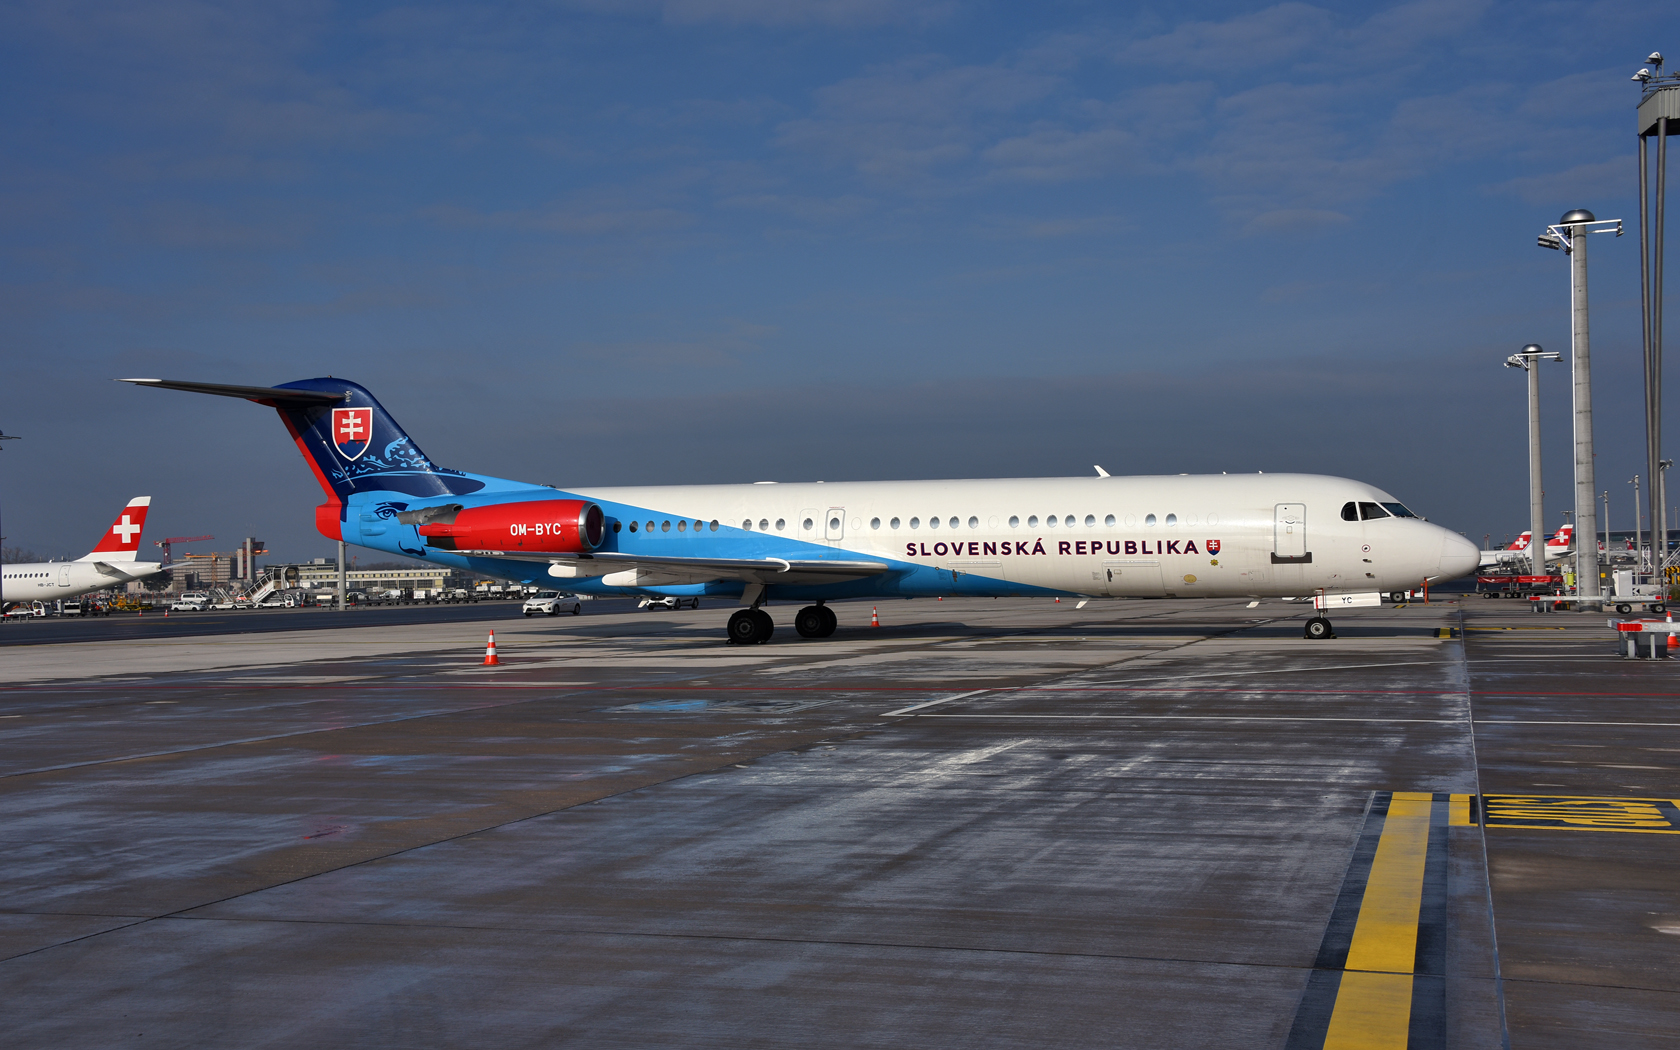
[118,379,346,406]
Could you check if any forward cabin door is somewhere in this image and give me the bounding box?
[825,507,845,545]
[1274,504,1307,561]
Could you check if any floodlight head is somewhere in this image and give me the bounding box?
[1634,68,1653,82]
[1560,208,1596,225]
[1538,232,1563,250]
[1649,52,1664,69]
[1505,354,1528,370]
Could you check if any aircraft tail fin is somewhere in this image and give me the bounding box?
[80,496,151,562]
[119,379,489,539]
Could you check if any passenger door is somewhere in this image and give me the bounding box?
[1274,503,1308,561]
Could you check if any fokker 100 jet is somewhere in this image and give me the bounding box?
[124,378,1480,642]
[1,497,163,613]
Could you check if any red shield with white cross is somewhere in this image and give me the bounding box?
[1206,539,1221,555]
[331,407,373,461]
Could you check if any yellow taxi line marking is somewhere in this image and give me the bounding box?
[1449,793,1473,826]
[1344,792,1432,974]
[1322,971,1414,1050]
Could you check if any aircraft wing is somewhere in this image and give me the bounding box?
[458,550,892,586]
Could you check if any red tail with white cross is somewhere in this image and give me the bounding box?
[85,496,151,560]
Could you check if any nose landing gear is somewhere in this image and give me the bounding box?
[1304,616,1335,640]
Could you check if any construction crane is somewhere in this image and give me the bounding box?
[154,535,213,566]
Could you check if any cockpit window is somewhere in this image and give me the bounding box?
[1358,502,1389,520]
[1341,501,1358,521]
[1381,502,1417,518]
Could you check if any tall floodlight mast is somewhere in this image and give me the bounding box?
[1637,51,1678,577]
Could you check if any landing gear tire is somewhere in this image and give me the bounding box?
[728,608,774,645]
[795,606,826,638]
[817,605,837,637]
[1304,616,1335,640]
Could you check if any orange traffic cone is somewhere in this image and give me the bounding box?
[1668,610,1676,651]
[483,630,501,666]
[870,606,879,627]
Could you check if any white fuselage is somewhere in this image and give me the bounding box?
[553,472,1479,599]
[0,559,164,606]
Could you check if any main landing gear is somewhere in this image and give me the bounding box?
[726,604,838,644]
[794,604,837,639]
[1304,616,1336,640]
[727,608,775,645]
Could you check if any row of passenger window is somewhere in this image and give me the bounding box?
[735,513,1207,532]
[3,571,53,578]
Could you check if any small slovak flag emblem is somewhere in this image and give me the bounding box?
[1206,539,1221,555]
[331,407,373,461]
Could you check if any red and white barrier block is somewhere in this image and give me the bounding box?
[1609,618,1680,659]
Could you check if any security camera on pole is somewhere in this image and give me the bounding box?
[1538,209,1623,600]
[1505,344,1561,581]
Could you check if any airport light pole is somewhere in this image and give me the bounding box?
[0,429,19,614]
[1604,490,1611,565]
[1636,53,1678,589]
[1538,210,1622,598]
[1633,475,1645,571]
[1507,345,1562,579]
[337,539,346,613]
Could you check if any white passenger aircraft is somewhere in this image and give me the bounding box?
[123,379,1481,641]
[1478,524,1574,569]
[1,497,164,612]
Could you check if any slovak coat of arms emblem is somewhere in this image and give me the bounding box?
[331,407,374,461]
[1206,539,1221,555]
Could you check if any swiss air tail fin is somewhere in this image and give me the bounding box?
[1509,532,1531,550]
[80,496,151,562]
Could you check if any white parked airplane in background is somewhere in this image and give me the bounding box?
[1478,524,1574,569]
[1,497,164,612]
[125,378,1482,641]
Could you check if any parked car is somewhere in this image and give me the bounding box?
[170,597,206,612]
[638,596,700,611]
[257,595,286,609]
[524,590,583,616]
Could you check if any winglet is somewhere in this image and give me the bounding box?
[1093,465,1110,478]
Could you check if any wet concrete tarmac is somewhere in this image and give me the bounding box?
[1,596,1675,1047]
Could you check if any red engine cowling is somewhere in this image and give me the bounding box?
[417,500,604,553]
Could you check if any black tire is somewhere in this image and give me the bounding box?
[728,609,761,644]
[1304,617,1334,640]
[1390,592,1405,604]
[751,608,774,643]
[523,610,532,617]
[1617,603,1633,615]
[571,605,581,615]
[1655,603,1668,615]
[548,607,558,616]
[794,606,825,638]
[817,605,837,637]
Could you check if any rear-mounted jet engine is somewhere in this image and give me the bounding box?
[400,500,604,554]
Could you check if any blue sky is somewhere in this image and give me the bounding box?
[1,0,1671,561]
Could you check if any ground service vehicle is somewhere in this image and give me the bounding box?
[125,377,1482,643]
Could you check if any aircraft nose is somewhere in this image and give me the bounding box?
[1435,530,1480,582]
